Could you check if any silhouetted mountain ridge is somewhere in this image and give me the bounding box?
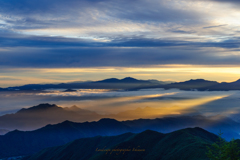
[0,118,132,158]
[0,129,9,135]
[17,103,59,113]
[4,77,240,91]
[1,115,240,158]
[0,103,102,130]
[1,103,240,141]
[96,77,153,83]
[24,127,220,160]
[131,78,240,91]
[3,77,166,91]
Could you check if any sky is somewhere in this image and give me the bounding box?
[1,0,240,87]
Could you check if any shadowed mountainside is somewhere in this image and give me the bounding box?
[0,129,9,135]
[0,118,131,159]
[0,103,102,130]
[122,115,240,141]
[0,104,239,141]
[24,127,219,160]
[0,104,173,131]
[0,115,240,158]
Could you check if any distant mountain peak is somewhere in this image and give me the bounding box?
[69,105,80,110]
[97,77,145,83]
[98,118,122,125]
[190,78,204,81]
[121,77,138,81]
[188,79,212,82]
[61,120,74,124]
[96,78,120,83]
[139,129,162,135]
[17,103,60,113]
[233,79,240,83]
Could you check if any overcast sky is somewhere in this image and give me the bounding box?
[1,0,240,86]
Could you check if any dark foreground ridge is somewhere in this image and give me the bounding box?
[1,113,240,158]
[24,127,219,160]
[0,118,131,159]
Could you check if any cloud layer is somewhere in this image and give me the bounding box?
[0,0,240,69]
[0,89,238,118]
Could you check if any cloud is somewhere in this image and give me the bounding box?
[207,0,240,3]
[0,0,201,27]
[1,43,240,68]
[0,0,240,69]
[0,0,209,39]
[0,77,20,80]
[0,89,237,117]
[203,24,228,29]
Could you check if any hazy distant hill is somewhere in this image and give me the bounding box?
[0,103,102,130]
[96,77,150,83]
[164,79,219,90]
[166,78,240,91]
[3,77,240,91]
[24,128,219,160]
[4,77,240,91]
[3,77,168,91]
[206,79,240,91]
[1,103,240,140]
[129,78,240,91]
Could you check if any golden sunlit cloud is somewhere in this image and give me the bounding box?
[52,89,230,121]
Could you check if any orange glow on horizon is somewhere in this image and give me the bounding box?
[1,65,240,87]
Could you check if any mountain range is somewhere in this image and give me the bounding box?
[164,79,240,91]
[0,104,102,130]
[0,104,180,131]
[131,78,240,91]
[1,110,240,158]
[2,77,169,91]
[23,128,222,160]
[1,77,240,91]
[2,103,240,138]
[0,118,131,159]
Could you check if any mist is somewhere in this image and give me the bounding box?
[0,89,238,119]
